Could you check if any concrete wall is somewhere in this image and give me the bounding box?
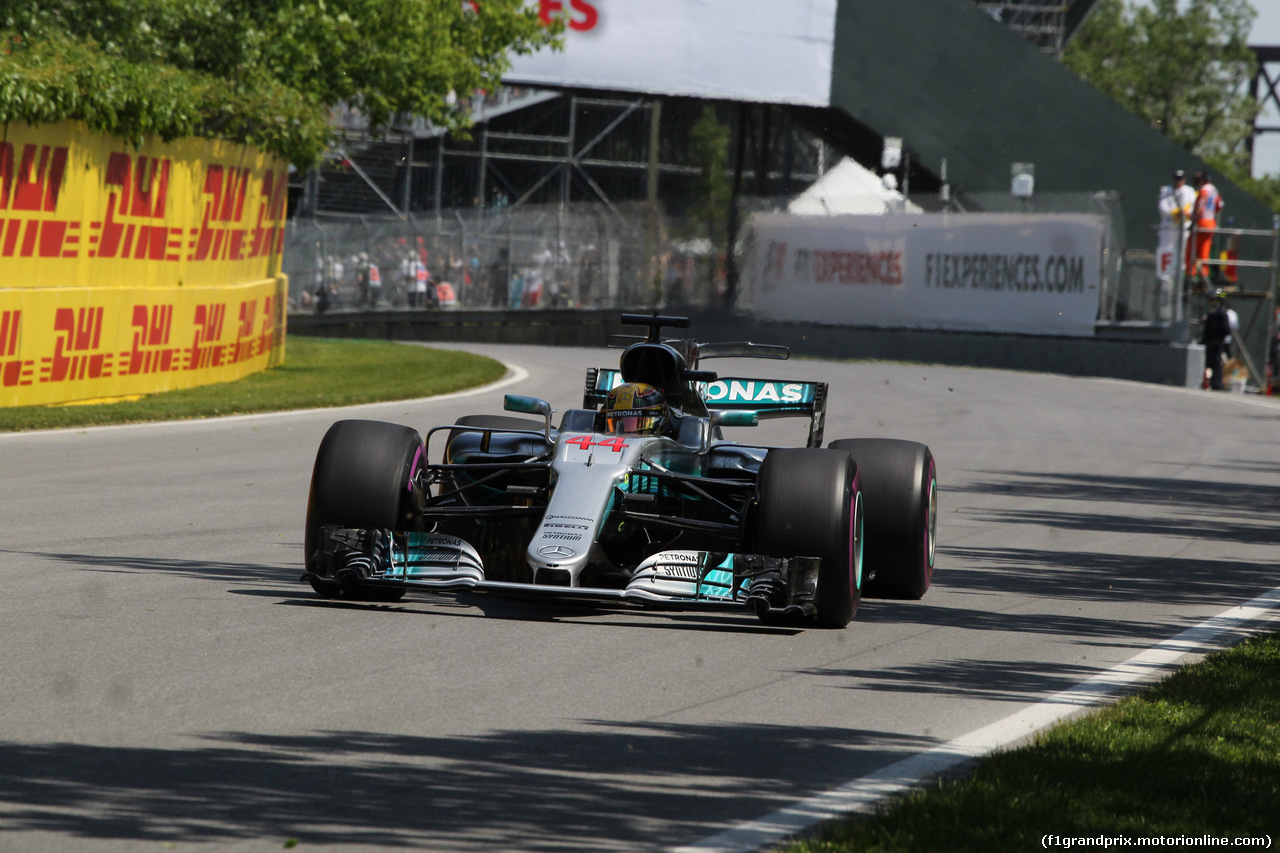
[288,308,1205,388]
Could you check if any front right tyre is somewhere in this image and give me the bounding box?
[754,448,863,627]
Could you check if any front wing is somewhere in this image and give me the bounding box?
[305,526,822,620]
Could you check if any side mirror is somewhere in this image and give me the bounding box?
[711,410,760,427]
[504,394,554,440]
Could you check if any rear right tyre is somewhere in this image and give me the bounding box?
[828,438,936,600]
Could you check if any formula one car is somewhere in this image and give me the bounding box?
[303,313,937,627]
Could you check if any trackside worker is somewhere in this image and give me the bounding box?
[1189,171,1223,285]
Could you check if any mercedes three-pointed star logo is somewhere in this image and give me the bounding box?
[537,544,577,559]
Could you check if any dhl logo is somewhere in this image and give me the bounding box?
[44,307,111,383]
[0,144,69,212]
[204,165,250,224]
[249,170,288,259]
[192,165,252,262]
[190,303,227,370]
[125,304,178,375]
[230,299,259,363]
[236,300,257,340]
[0,147,79,257]
[106,152,170,219]
[93,152,181,261]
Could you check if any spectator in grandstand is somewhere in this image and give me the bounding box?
[354,253,370,305]
[489,249,511,308]
[398,253,415,306]
[426,270,440,309]
[312,253,325,301]
[509,268,526,309]
[314,280,330,314]
[327,255,345,299]
[450,255,468,304]
[366,255,383,307]
[409,257,429,308]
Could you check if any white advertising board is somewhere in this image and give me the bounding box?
[751,212,1104,336]
[503,0,839,106]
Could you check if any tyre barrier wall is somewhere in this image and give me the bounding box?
[288,307,1205,388]
[0,121,288,407]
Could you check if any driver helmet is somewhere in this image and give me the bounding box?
[604,382,668,435]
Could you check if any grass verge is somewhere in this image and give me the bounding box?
[782,630,1280,852]
[0,337,507,432]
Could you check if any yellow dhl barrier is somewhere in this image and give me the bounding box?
[0,278,287,407]
[0,121,289,406]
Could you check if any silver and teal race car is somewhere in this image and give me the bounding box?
[302,314,937,627]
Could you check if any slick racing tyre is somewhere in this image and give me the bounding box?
[754,448,863,628]
[304,419,428,601]
[828,438,936,600]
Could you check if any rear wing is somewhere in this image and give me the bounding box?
[584,368,827,448]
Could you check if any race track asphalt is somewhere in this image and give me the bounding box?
[2,342,1278,852]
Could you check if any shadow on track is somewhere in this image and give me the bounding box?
[0,723,934,851]
[951,469,1280,525]
[938,469,1280,607]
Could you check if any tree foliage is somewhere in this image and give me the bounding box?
[688,106,731,246]
[0,0,558,164]
[1063,0,1258,170]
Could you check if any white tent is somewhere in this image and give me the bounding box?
[787,157,922,215]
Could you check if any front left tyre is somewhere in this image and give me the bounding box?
[304,419,428,601]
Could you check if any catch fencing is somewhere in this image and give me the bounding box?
[284,192,1128,323]
[283,203,716,313]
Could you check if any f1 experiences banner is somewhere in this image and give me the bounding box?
[751,212,1105,336]
[0,120,288,407]
[505,0,839,106]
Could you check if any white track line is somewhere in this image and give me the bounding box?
[0,364,528,439]
[673,585,1280,853]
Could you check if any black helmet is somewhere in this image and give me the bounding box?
[603,382,667,435]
